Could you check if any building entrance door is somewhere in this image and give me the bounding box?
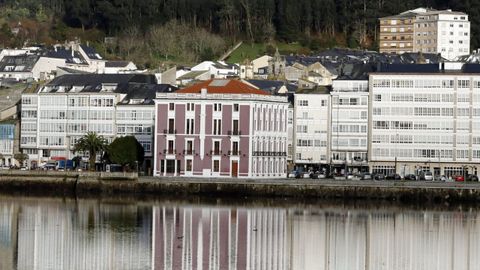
[232,161,238,177]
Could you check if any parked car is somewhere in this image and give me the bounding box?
[288,170,299,178]
[374,173,385,180]
[454,175,465,182]
[434,175,447,181]
[361,172,372,180]
[467,174,479,182]
[318,173,327,179]
[404,174,417,181]
[424,171,434,181]
[386,174,401,180]
[346,173,355,180]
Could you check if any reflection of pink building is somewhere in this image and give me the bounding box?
[152,206,288,270]
[154,79,288,178]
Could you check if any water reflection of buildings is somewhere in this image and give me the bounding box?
[153,206,480,270]
[0,200,152,270]
[152,207,289,270]
[0,203,18,270]
[2,198,480,270]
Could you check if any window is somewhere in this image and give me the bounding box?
[213,160,220,172]
[374,94,382,102]
[186,140,193,155]
[233,104,239,112]
[167,140,174,154]
[214,103,222,111]
[186,103,194,111]
[213,141,221,155]
[213,119,222,135]
[232,141,239,155]
[232,119,239,135]
[186,119,194,134]
[297,125,308,133]
[169,103,174,110]
[168,119,175,134]
[298,100,308,106]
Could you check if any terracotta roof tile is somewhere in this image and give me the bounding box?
[177,79,270,95]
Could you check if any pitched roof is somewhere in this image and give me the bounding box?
[177,79,269,95]
[80,45,102,60]
[0,54,39,72]
[247,79,297,94]
[45,49,87,64]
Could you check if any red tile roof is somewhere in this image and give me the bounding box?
[177,79,270,95]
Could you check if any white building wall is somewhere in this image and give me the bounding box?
[20,92,155,165]
[414,12,470,60]
[293,93,330,167]
[369,73,480,176]
[331,80,369,172]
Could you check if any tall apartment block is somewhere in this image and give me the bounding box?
[379,8,470,60]
[369,63,480,177]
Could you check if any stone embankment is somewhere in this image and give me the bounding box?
[1,171,480,203]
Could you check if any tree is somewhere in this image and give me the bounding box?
[107,136,144,171]
[74,132,107,171]
[14,153,29,167]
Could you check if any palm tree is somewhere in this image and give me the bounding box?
[74,132,107,171]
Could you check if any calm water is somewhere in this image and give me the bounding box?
[0,197,480,270]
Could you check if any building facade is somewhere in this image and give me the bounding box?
[293,89,331,171]
[379,9,420,54]
[0,124,15,167]
[379,8,470,60]
[331,79,369,174]
[20,74,175,170]
[369,67,480,177]
[154,79,288,178]
[414,10,470,60]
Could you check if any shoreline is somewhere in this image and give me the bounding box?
[1,171,480,204]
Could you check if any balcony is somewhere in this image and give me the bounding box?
[164,149,176,155]
[210,150,221,155]
[183,149,195,155]
[228,150,241,156]
[163,129,177,134]
[227,130,242,136]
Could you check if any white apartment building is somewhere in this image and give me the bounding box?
[293,88,330,171]
[20,74,176,172]
[414,10,470,60]
[369,65,480,177]
[331,79,369,174]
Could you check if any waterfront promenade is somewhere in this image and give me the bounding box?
[1,170,480,203]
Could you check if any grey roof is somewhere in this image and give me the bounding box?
[80,45,102,60]
[45,49,88,64]
[295,85,331,94]
[376,63,440,73]
[120,84,178,105]
[247,79,297,94]
[0,54,39,72]
[41,74,176,105]
[45,74,157,93]
[56,67,90,74]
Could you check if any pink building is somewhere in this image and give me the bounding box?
[154,79,288,178]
